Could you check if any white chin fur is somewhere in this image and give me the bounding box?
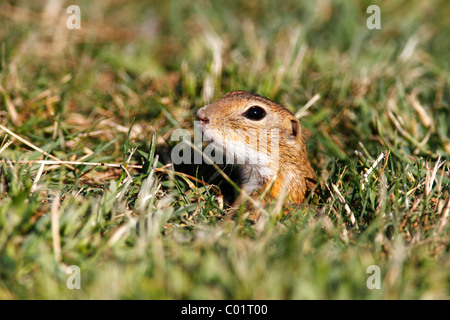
[201,127,276,192]
[202,128,271,166]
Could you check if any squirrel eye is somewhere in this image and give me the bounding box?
[243,106,266,121]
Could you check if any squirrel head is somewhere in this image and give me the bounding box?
[197,91,315,203]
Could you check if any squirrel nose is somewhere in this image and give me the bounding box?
[197,108,210,124]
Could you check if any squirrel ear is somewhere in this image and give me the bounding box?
[290,119,301,140]
[291,120,299,137]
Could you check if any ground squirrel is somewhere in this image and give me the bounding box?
[197,91,316,207]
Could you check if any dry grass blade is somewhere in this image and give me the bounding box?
[362,151,386,190]
[425,156,445,197]
[30,162,45,192]
[51,193,61,263]
[0,84,20,125]
[0,159,143,169]
[0,140,13,155]
[295,93,320,119]
[436,198,450,234]
[406,90,433,129]
[331,183,359,229]
[0,124,76,171]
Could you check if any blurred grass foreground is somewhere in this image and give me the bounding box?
[0,0,449,299]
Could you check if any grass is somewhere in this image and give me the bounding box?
[0,0,449,299]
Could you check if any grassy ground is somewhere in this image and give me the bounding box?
[0,0,449,299]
